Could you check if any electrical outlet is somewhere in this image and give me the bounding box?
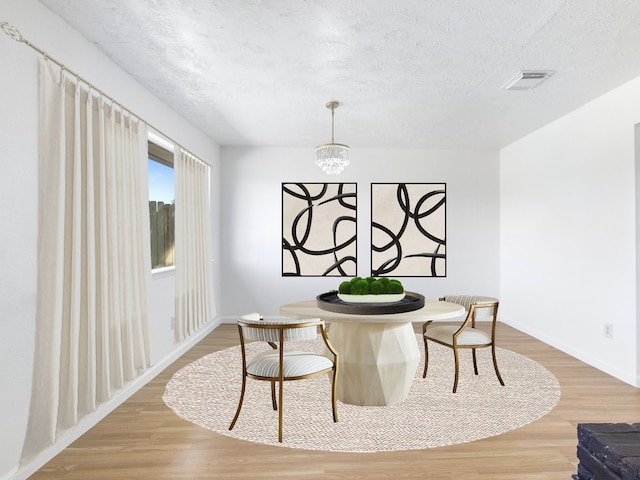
[171,316,175,330]
[604,323,613,339]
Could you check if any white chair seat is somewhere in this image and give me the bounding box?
[424,325,491,346]
[247,350,334,378]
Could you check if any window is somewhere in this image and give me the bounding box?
[148,135,175,269]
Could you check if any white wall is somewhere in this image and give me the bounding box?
[500,76,640,387]
[0,5,39,479]
[0,1,221,479]
[220,147,500,320]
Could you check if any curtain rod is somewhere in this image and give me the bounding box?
[1,20,209,165]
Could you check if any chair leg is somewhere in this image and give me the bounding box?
[277,380,284,443]
[270,380,277,410]
[472,348,479,375]
[229,374,247,431]
[452,348,460,393]
[491,344,505,386]
[422,338,430,378]
[331,367,339,423]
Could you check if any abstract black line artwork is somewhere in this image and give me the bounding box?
[371,183,446,277]
[282,183,357,277]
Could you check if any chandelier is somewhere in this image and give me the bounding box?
[316,101,350,175]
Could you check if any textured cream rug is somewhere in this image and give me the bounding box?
[163,335,560,452]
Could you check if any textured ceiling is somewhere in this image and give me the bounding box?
[37,0,640,149]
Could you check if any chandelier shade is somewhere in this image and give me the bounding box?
[316,101,350,175]
[316,142,350,175]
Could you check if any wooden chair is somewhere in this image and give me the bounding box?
[422,296,504,393]
[229,314,339,442]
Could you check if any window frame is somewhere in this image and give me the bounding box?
[148,133,176,272]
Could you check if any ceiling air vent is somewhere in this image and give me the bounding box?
[501,70,555,91]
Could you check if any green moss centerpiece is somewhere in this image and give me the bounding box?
[337,277,405,304]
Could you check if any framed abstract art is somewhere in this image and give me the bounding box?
[282,183,357,276]
[371,183,446,277]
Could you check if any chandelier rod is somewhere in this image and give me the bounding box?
[331,104,335,144]
[326,100,339,144]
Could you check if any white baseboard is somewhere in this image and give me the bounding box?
[502,316,639,388]
[8,317,221,480]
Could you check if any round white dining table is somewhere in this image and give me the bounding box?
[279,299,465,406]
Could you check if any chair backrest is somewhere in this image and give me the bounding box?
[238,318,321,344]
[239,312,264,322]
[440,295,498,319]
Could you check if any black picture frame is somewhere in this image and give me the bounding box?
[371,183,446,277]
[282,183,357,277]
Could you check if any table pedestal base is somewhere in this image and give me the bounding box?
[328,321,420,406]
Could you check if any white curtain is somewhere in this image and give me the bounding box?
[174,147,214,342]
[21,59,151,462]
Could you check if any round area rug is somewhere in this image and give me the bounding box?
[163,336,560,453]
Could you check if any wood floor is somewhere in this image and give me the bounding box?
[31,322,640,479]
